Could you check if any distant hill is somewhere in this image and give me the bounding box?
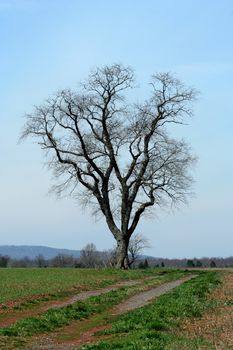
[0,245,81,259]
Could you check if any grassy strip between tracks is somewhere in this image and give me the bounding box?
[80,272,220,350]
[0,270,186,348]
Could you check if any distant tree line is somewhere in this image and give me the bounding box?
[0,240,147,268]
[0,234,150,269]
[148,257,233,268]
[0,244,116,268]
[1,249,233,269]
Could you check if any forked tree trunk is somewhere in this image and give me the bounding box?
[116,237,130,269]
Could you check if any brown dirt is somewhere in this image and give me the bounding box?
[177,272,233,349]
[0,280,140,328]
[0,295,48,312]
[26,275,196,350]
[112,274,195,314]
[47,280,140,310]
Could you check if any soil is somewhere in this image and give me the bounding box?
[47,279,140,310]
[112,275,195,314]
[178,272,233,349]
[25,275,196,350]
[0,280,140,328]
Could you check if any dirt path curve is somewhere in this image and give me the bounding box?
[112,274,195,314]
[0,279,146,328]
[47,280,140,310]
[28,274,196,350]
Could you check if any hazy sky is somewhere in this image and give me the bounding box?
[1,0,233,258]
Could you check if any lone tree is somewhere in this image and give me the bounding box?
[21,64,197,269]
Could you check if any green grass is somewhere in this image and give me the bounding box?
[1,268,216,350]
[0,269,189,349]
[0,268,169,305]
[0,287,141,338]
[0,287,137,350]
[80,272,220,350]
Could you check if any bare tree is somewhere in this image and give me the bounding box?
[80,243,100,268]
[51,254,74,267]
[109,233,150,267]
[128,233,150,267]
[21,64,197,268]
[35,254,47,268]
[0,255,10,268]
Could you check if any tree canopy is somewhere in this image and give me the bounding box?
[22,64,197,268]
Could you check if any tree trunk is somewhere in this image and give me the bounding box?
[116,237,130,269]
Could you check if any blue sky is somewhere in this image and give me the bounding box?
[1,0,233,258]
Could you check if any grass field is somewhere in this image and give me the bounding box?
[0,268,166,305]
[81,272,220,350]
[0,268,232,350]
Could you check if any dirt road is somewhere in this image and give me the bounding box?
[28,274,196,350]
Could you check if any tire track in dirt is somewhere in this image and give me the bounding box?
[0,279,149,328]
[27,275,196,350]
[46,280,140,310]
[112,274,196,314]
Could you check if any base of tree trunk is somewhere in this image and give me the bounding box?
[116,238,130,269]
